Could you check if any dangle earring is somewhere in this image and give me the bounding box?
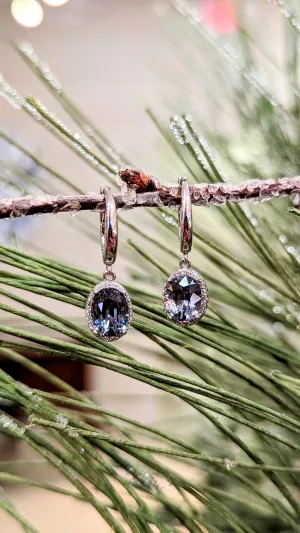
[85,187,132,341]
[163,177,208,326]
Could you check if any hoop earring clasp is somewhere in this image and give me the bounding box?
[178,177,192,267]
[100,187,118,271]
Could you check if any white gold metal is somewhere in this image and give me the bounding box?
[103,265,116,281]
[100,187,118,266]
[162,176,208,326]
[178,177,192,255]
[86,187,132,341]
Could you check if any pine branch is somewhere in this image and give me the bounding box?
[2,18,300,532]
[1,169,300,219]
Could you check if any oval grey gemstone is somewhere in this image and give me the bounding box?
[163,268,208,326]
[86,281,132,341]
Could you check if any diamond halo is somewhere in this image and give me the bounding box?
[85,280,132,342]
[163,267,208,327]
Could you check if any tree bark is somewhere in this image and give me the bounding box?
[1,169,300,220]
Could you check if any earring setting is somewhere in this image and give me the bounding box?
[163,177,208,326]
[85,178,207,340]
[85,187,132,342]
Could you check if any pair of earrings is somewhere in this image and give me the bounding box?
[85,179,208,342]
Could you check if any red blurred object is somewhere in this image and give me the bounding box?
[200,0,237,34]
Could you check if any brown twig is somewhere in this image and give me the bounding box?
[1,169,300,220]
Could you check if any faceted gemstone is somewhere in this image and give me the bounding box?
[164,270,207,325]
[88,285,131,340]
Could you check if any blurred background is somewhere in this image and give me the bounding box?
[1,1,298,532]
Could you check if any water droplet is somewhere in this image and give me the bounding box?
[161,212,176,226]
[68,429,79,438]
[0,414,11,429]
[279,235,288,244]
[0,414,25,436]
[270,369,281,377]
[250,217,258,227]
[19,41,34,54]
[167,200,178,210]
[273,322,285,334]
[224,458,236,471]
[19,384,33,396]
[56,414,69,429]
[286,314,294,323]
[287,246,297,255]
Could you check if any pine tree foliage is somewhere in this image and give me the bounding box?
[0,2,300,531]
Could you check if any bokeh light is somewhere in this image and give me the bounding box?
[11,0,44,28]
[42,0,69,6]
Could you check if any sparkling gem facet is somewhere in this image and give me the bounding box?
[86,281,131,341]
[163,268,208,326]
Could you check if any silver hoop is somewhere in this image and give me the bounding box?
[100,187,118,266]
[178,177,192,255]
